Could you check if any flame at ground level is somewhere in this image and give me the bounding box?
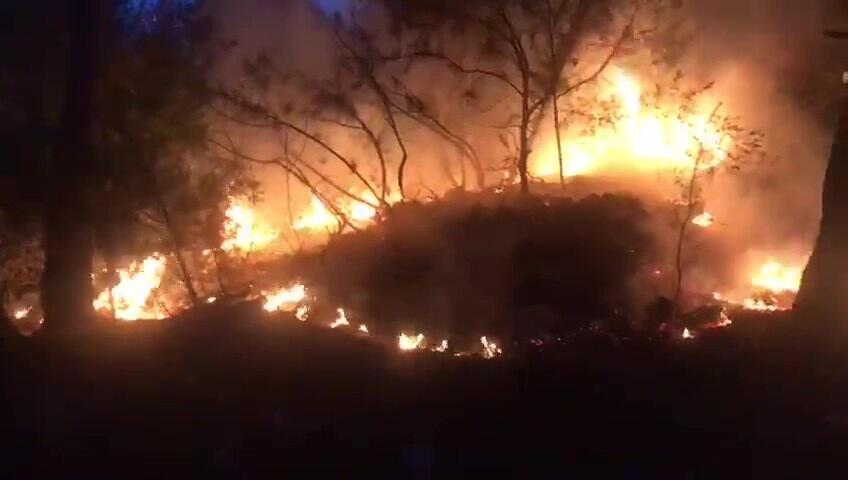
[262,283,307,312]
[93,254,168,321]
[751,260,803,294]
[399,333,425,351]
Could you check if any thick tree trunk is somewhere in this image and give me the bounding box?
[40,0,104,332]
[795,94,848,325]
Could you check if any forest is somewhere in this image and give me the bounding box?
[3,0,848,476]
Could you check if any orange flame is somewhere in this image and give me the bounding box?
[692,212,715,228]
[750,260,802,294]
[532,67,729,179]
[480,336,503,358]
[398,332,425,351]
[221,197,278,253]
[262,283,307,312]
[330,307,350,328]
[93,254,168,321]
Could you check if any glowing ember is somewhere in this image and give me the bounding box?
[716,309,732,327]
[751,260,802,294]
[330,308,350,328]
[358,324,369,334]
[294,195,338,231]
[93,254,168,321]
[206,296,217,304]
[221,197,278,252]
[432,339,449,353]
[480,336,503,358]
[692,212,715,228]
[13,306,32,319]
[295,305,309,321]
[531,67,729,179]
[682,328,694,339]
[262,283,307,312]
[398,332,425,351]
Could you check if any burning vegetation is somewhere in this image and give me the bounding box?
[1,0,839,357]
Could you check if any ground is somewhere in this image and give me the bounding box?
[5,303,848,478]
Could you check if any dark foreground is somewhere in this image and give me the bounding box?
[5,305,848,478]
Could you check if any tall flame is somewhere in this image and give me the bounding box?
[221,197,278,252]
[93,254,168,321]
[294,195,338,231]
[532,67,730,179]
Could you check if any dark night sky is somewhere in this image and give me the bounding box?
[313,0,345,14]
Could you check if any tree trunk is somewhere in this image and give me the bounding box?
[40,0,104,333]
[518,81,531,194]
[794,93,848,325]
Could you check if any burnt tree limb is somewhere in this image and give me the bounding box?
[795,93,848,325]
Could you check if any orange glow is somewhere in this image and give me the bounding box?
[295,305,310,321]
[330,307,350,328]
[480,336,503,358]
[692,212,715,228]
[221,197,278,252]
[398,332,425,351]
[262,283,307,312]
[682,328,694,339]
[294,195,338,232]
[93,254,168,321]
[751,260,802,294]
[531,67,730,180]
[295,190,402,232]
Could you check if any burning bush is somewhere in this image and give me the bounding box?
[284,191,655,343]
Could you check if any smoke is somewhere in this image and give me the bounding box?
[201,0,847,302]
[672,0,846,295]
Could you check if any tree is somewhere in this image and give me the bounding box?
[0,0,243,331]
[795,82,848,325]
[375,0,643,194]
[39,0,107,332]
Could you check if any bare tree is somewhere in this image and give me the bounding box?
[375,0,642,194]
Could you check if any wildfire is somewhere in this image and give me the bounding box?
[682,328,694,340]
[93,254,168,321]
[294,194,338,231]
[692,212,715,228]
[742,297,781,312]
[13,306,32,320]
[262,283,307,312]
[531,67,729,179]
[220,197,278,252]
[358,324,369,334]
[295,305,309,321]
[398,332,425,351]
[295,190,402,232]
[751,260,802,294]
[330,308,350,328]
[432,339,449,353]
[480,336,503,358]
